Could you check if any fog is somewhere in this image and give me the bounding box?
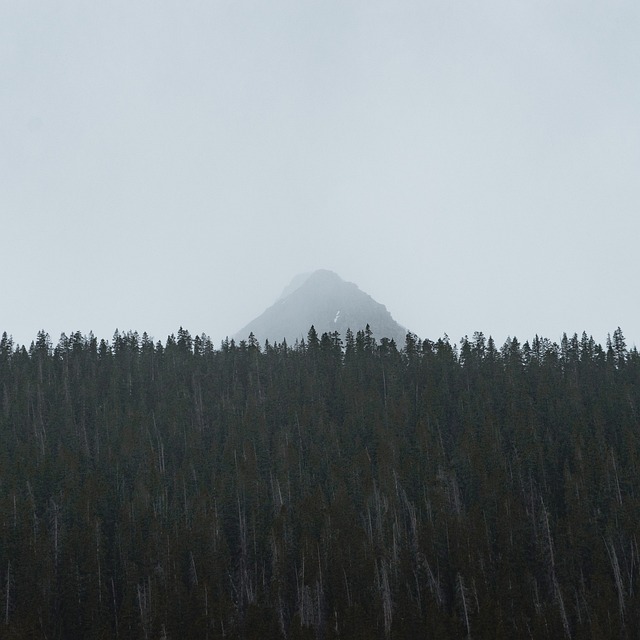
[2,1,639,348]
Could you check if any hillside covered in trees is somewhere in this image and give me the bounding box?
[1,326,639,639]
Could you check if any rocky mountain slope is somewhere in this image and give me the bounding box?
[235,269,407,345]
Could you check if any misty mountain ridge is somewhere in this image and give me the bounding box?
[235,269,407,345]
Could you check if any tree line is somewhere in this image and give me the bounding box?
[0,325,639,639]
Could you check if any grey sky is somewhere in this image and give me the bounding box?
[2,1,639,348]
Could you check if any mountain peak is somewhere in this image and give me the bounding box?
[277,269,341,301]
[235,270,406,345]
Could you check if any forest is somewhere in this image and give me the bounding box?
[1,325,639,639]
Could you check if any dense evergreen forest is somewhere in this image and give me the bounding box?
[1,325,639,639]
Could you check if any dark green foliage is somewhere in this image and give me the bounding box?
[0,327,639,638]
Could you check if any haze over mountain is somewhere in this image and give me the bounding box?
[235,270,407,346]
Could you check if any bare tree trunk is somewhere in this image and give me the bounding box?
[541,497,571,638]
[376,558,393,638]
[51,498,60,569]
[111,577,119,637]
[4,560,10,626]
[457,573,471,639]
[96,519,102,605]
[604,537,625,624]
[137,579,150,640]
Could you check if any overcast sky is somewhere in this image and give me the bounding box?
[2,1,639,349]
